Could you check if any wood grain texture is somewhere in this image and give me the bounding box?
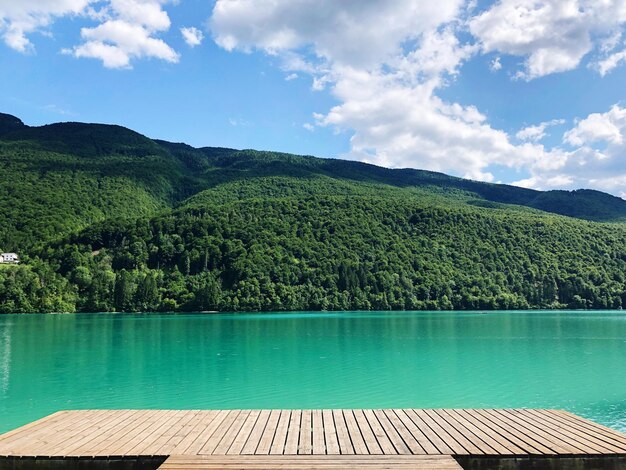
[1,409,625,461]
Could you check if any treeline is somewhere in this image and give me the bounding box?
[1,113,625,314]
[1,195,621,313]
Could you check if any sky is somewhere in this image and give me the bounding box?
[1,1,626,198]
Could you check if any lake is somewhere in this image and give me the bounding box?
[0,310,625,434]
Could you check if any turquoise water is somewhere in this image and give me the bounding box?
[0,311,625,434]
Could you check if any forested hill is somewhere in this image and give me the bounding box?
[0,112,625,313]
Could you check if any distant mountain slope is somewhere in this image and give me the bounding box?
[1,112,624,252]
[0,113,624,313]
[156,142,626,222]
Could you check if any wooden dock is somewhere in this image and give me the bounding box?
[1,409,625,468]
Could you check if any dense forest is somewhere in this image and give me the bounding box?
[0,112,625,313]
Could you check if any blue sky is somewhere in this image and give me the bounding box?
[1,0,626,197]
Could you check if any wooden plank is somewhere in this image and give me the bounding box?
[514,409,609,454]
[0,411,68,446]
[151,411,198,456]
[270,410,292,455]
[436,410,501,455]
[423,410,484,455]
[353,409,383,454]
[371,410,410,455]
[0,411,80,455]
[490,410,578,454]
[227,410,261,455]
[410,410,464,455]
[99,410,165,456]
[3,408,626,461]
[332,409,354,455]
[472,409,555,455]
[524,410,623,453]
[35,410,115,456]
[507,409,592,454]
[391,410,437,454]
[362,409,396,454]
[157,454,464,469]
[128,410,188,456]
[283,410,301,455]
[480,409,563,455]
[257,409,282,455]
[405,410,453,455]
[241,409,270,455]
[322,410,340,455]
[21,410,99,455]
[298,410,312,455]
[547,410,626,449]
[378,410,422,455]
[108,410,173,456]
[312,409,326,455]
[462,409,537,454]
[158,411,205,456]
[66,409,143,456]
[176,411,226,455]
[342,409,369,454]
[99,410,167,456]
[212,410,251,455]
[452,409,525,454]
[198,410,242,455]
[136,411,192,456]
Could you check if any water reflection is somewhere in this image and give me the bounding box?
[0,311,625,434]
[0,320,11,395]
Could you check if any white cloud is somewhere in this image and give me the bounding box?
[68,1,179,68]
[68,17,178,68]
[211,0,464,69]
[209,1,626,196]
[314,67,570,183]
[229,117,251,127]
[1,0,179,68]
[489,56,502,71]
[211,0,573,187]
[563,105,626,146]
[516,119,565,142]
[595,48,626,76]
[0,0,92,52]
[303,123,314,131]
[285,73,298,81]
[181,26,203,47]
[514,105,626,193]
[469,0,626,80]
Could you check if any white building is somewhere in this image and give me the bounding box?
[0,253,19,264]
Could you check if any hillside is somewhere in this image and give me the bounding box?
[0,113,624,313]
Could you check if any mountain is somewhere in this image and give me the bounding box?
[0,113,624,313]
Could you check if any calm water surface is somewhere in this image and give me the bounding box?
[0,310,625,434]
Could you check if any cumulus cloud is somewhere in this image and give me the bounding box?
[489,56,502,71]
[514,105,626,193]
[595,48,626,76]
[210,0,569,185]
[211,0,464,69]
[516,119,565,142]
[0,0,92,52]
[564,105,626,146]
[313,67,564,183]
[66,0,178,68]
[1,0,179,68]
[209,0,626,195]
[181,26,203,47]
[469,0,626,80]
